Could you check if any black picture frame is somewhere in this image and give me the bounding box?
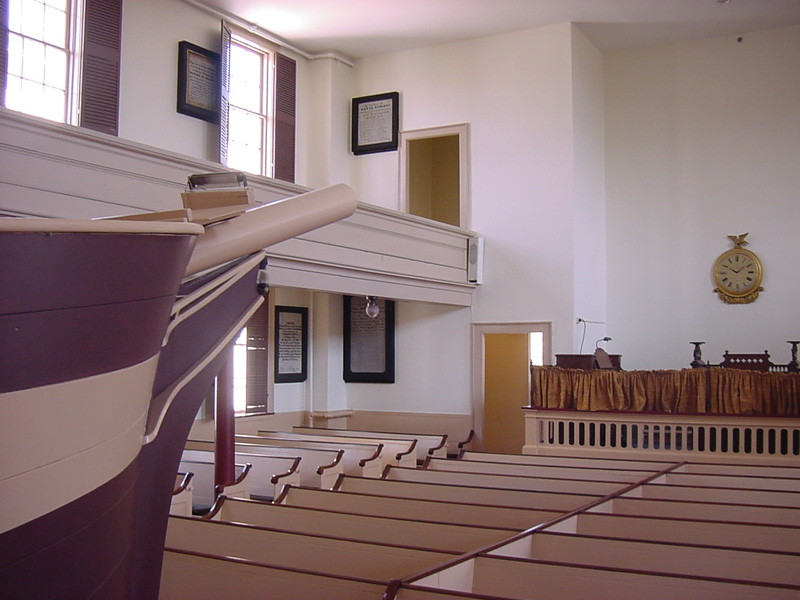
[177,40,220,124]
[351,91,399,155]
[343,296,395,383]
[274,306,308,383]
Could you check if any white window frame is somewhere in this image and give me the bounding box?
[399,123,471,229]
[226,30,277,178]
[5,0,83,125]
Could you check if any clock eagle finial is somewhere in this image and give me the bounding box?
[727,232,749,248]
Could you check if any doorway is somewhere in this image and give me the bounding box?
[471,323,551,453]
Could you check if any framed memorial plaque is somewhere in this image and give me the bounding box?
[177,41,220,123]
[343,296,395,383]
[274,306,308,383]
[351,91,399,155]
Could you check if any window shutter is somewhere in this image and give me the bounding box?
[219,21,231,165]
[245,300,269,414]
[80,0,121,135]
[0,0,8,103]
[274,52,296,183]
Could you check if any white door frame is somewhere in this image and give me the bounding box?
[471,321,552,451]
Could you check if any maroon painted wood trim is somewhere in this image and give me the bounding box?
[316,449,344,475]
[396,438,417,462]
[273,484,292,505]
[270,457,302,485]
[215,463,252,496]
[359,442,384,467]
[457,429,475,449]
[0,458,139,599]
[173,472,194,495]
[428,435,448,454]
[202,495,227,520]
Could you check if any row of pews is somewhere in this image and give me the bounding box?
[163,428,800,599]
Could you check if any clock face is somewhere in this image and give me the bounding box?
[713,249,763,297]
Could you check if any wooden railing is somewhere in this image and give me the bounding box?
[523,408,800,464]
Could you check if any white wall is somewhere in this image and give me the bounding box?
[605,25,800,370]
[120,0,221,161]
[349,24,588,359]
[344,301,473,414]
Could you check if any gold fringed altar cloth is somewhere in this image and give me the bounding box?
[532,367,800,416]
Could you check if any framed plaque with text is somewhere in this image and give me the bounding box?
[177,41,220,124]
[351,91,399,155]
[343,296,395,383]
[275,306,308,383]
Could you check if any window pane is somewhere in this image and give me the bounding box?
[42,86,65,121]
[233,328,248,414]
[20,0,45,40]
[230,44,262,112]
[228,107,264,174]
[8,34,24,77]
[22,38,46,82]
[43,4,67,47]
[44,46,67,89]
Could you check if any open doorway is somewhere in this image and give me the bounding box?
[471,322,551,453]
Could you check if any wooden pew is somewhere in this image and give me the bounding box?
[565,511,800,553]
[632,481,800,507]
[182,448,300,500]
[170,472,193,516]
[334,474,602,512]
[458,450,676,471]
[424,456,653,483]
[657,471,800,491]
[177,459,250,512]
[293,426,448,461]
[186,439,343,489]
[680,462,800,478]
[236,433,385,478]
[161,548,387,600]
[490,530,800,586]
[206,495,514,553]
[407,554,800,600]
[383,465,630,496]
[598,495,800,526]
[258,429,416,468]
[277,485,560,530]
[165,515,458,582]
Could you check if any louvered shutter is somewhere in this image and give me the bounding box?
[80,0,121,135]
[245,300,269,414]
[0,0,8,102]
[274,52,296,182]
[219,21,231,165]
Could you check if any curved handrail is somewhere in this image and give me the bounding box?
[173,472,194,495]
[427,434,448,455]
[270,456,302,485]
[202,494,227,520]
[358,443,384,468]
[316,449,344,475]
[215,462,252,497]
[395,438,417,463]
[457,429,475,449]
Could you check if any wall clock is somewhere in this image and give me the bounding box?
[712,233,763,304]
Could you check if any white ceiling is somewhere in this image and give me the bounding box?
[193,0,800,59]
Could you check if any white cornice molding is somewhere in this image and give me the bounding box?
[180,0,355,66]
